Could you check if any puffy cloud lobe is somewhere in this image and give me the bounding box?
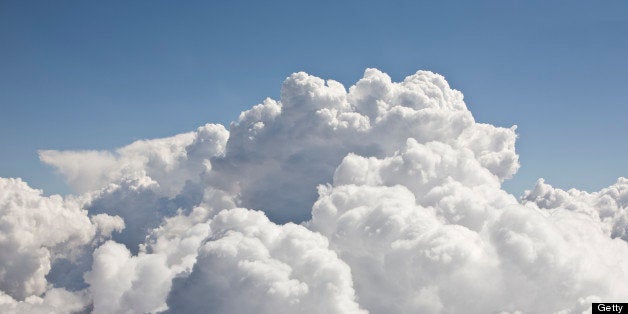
[309,139,628,313]
[85,206,212,314]
[40,123,229,197]
[523,177,628,240]
[310,161,504,313]
[0,289,88,314]
[166,208,366,314]
[84,177,198,253]
[85,241,173,314]
[489,206,628,310]
[90,214,125,241]
[0,178,100,300]
[1,69,626,313]
[46,124,229,253]
[208,69,518,223]
[331,139,517,231]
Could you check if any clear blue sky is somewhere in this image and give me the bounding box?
[1,0,627,196]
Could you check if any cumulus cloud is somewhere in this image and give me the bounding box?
[85,206,212,314]
[309,144,628,313]
[40,123,229,197]
[523,177,628,240]
[166,208,365,314]
[0,178,119,302]
[0,288,88,314]
[1,69,626,313]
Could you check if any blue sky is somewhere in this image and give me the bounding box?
[1,0,626,196]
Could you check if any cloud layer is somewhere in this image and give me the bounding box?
[1,69,625,313]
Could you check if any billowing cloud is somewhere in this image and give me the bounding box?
[85,206,212,314]
[166,208,366,314]
[523,177,628,240]
[205,69,518,223]
[40,123,229,197]
[308,141,628,313]
[0,289,88,314]
[0,69,625,313]
[0,178,121,303]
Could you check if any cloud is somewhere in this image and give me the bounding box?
[523,177,628,240]
[1,69,626,313]
[0,288,88,314]
[40,123,229,197]
[85,206,212,314]
[202,69,518,223]
[0,178,119,302]
[85,241,173,314]
[166,208,366,314]
[309,141,628,313]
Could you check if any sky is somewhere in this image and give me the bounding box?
[1,0,627,197]
[2,2,628,312]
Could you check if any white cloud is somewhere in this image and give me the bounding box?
[309,143,628,312]
[523,177,628,240]
[166,208,366,314]
[85,241,173,314]
[40,123,229,197]
[85,206,213,314]
[201,69,518,224]
[1,69,626,313]
[0,178,100,300]
[0,288,88,314]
